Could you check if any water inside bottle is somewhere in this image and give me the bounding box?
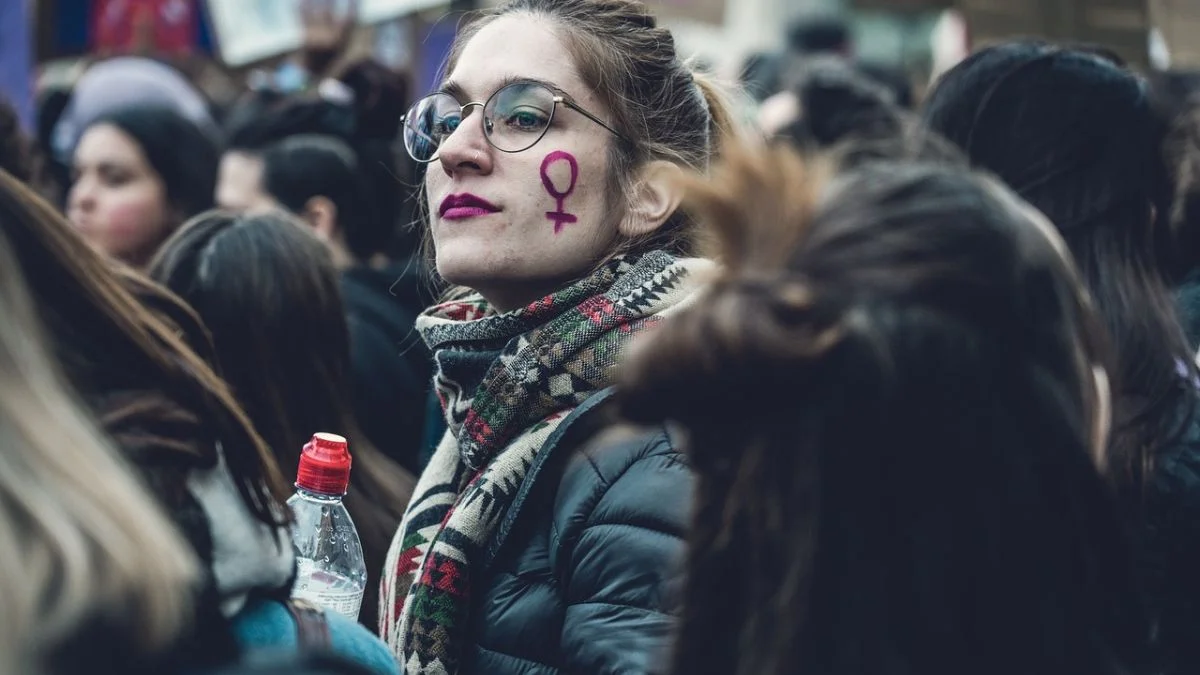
[294,557,365,620]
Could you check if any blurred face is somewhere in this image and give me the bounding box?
[426,15,621,311]
[67,124,171,266]
[216,151,275,212]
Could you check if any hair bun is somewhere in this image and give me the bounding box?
[620,145,844,439]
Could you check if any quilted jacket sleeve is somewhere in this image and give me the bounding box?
[1142,425,1200,674]
[551,426,693,675]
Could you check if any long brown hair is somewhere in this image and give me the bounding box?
[0,168,289,524]
[148,210,415,622]
[0,222,197,675]
[621,146,1150,675]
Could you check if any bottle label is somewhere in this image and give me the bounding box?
[293,560,365,621]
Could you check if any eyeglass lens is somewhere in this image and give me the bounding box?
[403,81,557,163]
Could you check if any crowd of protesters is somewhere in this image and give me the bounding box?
[6,1,1200,674]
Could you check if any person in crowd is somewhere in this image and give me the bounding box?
[216,95,355,213]
[0,225,199,675]
[148,210,417,627]
[923,42,1200,673]
[787,15,854,58]
[739,52,784,103]
[623,144,1153,675]
[48,57,217,211]
[0,168,291,660]
[856,61,915,109]
[379,0,735,672]
[228,134,431,474]
[67,106,218,267]
[763,56,906,147]
[217,64,419,262]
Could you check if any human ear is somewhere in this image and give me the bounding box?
[618,160,686,239]
[303,196,339,241]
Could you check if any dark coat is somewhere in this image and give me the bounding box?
[460,390,693,675]
[341,260,433,474]
[1141,401,1200,674]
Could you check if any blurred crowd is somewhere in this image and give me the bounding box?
[7,1,1200,675]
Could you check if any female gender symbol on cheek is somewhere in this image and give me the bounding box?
[540,150,579,234]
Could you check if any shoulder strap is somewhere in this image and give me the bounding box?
[286,599,332,650]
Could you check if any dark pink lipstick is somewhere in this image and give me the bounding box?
[439,193,500,220]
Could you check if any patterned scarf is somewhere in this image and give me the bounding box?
[380,251,707,674]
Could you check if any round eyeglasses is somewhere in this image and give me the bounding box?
[401,80,626,163]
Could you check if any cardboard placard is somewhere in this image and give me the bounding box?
[205,0,302,66]
[204,0,446,67]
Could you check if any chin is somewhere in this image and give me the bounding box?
[435,246,507,290]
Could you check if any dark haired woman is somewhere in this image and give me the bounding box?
[625,145,1152,675]
[378,0,740,672]
[149,210,415,629]
[68,106,218,267]
[218,134,432,474]
[923,41,1200,673]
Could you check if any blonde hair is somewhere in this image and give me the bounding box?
[0,226,198,674]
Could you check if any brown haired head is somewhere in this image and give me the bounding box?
[0,168,290,526]
[622,146,1150,675]
[442,0,738,257]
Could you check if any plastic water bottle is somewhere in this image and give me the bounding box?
[287,432,367,620]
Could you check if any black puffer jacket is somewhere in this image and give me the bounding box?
[461,391,693,675]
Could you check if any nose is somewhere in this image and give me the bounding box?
[437,105,494,178]
[67,174,96,217]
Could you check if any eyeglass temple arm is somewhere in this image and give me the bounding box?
[557,97,627,141]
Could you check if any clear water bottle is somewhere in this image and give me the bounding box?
[287,432,367,620]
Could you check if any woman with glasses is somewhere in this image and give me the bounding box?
[379,1,736,673]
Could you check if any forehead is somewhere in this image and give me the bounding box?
[75,124,143,163]
[444,14,589,101]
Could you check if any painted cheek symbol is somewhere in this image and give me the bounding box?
[540,151,579,233]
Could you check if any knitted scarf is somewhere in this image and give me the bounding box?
[380,250,706,673]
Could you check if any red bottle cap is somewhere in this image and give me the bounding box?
[296,432,352,496]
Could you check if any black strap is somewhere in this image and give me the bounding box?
[286,599,332,650]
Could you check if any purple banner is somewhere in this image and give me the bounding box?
[0,0,33,130]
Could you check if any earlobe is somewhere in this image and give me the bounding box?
[619,161,687,239]
[304,196,339,241]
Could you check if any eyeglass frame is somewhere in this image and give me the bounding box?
[400,79,629,163]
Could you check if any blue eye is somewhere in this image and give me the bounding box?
[503,107,549,131]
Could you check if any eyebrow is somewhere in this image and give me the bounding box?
[438,75,566,102]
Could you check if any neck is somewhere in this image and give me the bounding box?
[476,278,575,314]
